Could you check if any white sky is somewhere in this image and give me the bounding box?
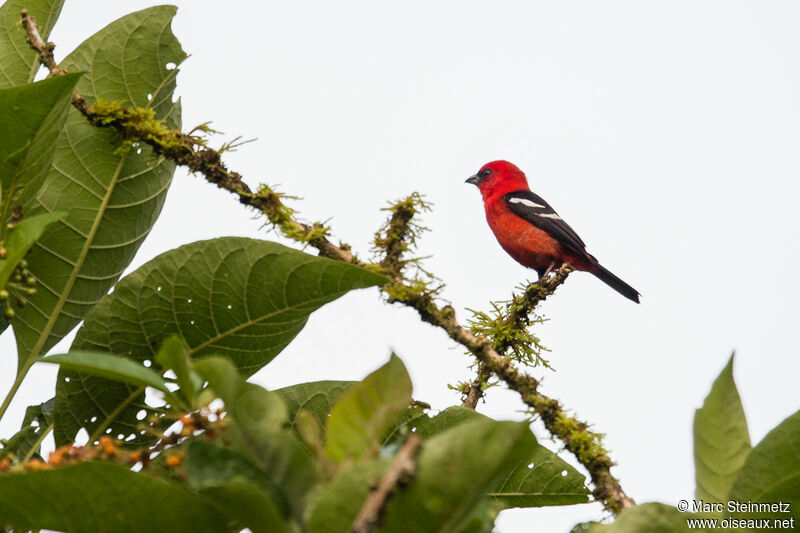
[1,1,799,531]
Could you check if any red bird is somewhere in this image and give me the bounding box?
[466,160,640,303]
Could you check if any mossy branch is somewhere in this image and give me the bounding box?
[21,11,634,514]
[463,264,574,407]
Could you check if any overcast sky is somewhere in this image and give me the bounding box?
[1,1,799,531]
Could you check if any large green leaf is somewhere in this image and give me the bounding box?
[325,354,413,463]
[0,0,64,88]
[693,355,751,505]
[0,461,227,532]
[53,238,385,445]
[380,419,539,533]
[410,406,589,508]
[727,409,800,519]
[12,6,185,375]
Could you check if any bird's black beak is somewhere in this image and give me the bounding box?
[465,174,480,185]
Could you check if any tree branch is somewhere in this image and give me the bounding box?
[462,265,574,407]
[351,435,422,533]
[20,12,634,514]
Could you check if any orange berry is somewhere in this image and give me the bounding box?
[165,454,183,468]
[24,459,44,471]
[48,450,64,466]
[0,458,10,471]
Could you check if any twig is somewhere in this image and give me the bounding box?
[20,12,634,514]
[462,265,573,408]
[352,435,422,533]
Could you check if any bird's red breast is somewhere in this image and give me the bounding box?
[483,193,594,273]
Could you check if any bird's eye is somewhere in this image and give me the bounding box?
[480,168,492,177]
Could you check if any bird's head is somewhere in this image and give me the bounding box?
[466,160,530,200]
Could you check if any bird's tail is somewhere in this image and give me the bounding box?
[590,263,641,303]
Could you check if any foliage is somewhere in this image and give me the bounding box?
[0,3,795,533]
[577,355,799,532]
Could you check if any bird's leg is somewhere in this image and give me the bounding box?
[541,260,557,279]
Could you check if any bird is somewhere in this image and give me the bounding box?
[466,160,640,303]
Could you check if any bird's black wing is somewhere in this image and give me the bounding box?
[504,190,590,259]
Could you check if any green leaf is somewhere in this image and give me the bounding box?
[491,445,589,508]
[195,356,288,438]
[578,503,707,533]
[195,357,319,519]
[12,5,185,373]
[1,398,57,460]
[406,406,590,508]
[274,380,354,434]
[155,336,197,407]
[0,426,36,460]
[22,397,54,428]
[325,354,413,462]
[306,459,390,533]
[0,211,63,287]
[199,480,292,533]
[54,237,385,445]
[0,74,80,201]
[184,440,290,519]
[0,0,64,88]
[406,405,484,439]
[40,351,180,407]
[693,354,751,505]
[0,461,228,532]
[381,419,539,533]
[727,409,800,519]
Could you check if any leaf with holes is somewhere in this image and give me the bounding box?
[0,461,227,532]
[11,6,185,384]
[406,406,589,508]
[0,0,63,88]
[490,443,589,508]
[693,354,751,506]
[53,237,385,447]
